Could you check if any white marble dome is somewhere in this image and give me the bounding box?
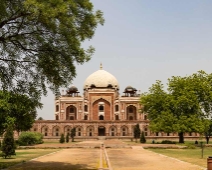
[84,66,119,89]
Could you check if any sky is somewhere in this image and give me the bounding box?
[37,0,212,120]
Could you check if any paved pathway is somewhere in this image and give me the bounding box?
[8,140,206,170]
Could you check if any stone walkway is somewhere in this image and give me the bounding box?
[7,140,206,170]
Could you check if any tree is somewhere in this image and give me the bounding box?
[70,128,76,142]
[141,71,212,143]
[205,120,212,144]
[0,91,41,135]
[59,134,65,143]
[66,133,69,143]
[140,131,146,143]
[133,124,141,143]
[1,126,16,158]
[37,117,44,120]
[0,0,104,98]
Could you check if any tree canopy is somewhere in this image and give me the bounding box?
[140,71,212,143]
[0,90,41,135]
[0,0,104,98]
[0,0,104,133]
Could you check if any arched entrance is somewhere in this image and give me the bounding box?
[98,126,105,136]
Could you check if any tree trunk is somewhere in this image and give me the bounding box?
[206,136,210,144]
[178,132,184,143]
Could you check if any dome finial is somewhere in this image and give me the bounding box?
[100,63,103,70]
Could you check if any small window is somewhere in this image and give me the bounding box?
[56,105,59,112]
[156,132,159,136]
[115,115,119,120]
[99,115,104,120]
[34,128,37,131]
[44,128,48,136]
[129,107,133,113]
[56,128,59,136]
[145,132,148,136]
[99,105,104,111]
[144,115,147,120]
[84,105,88,112]
[167,133,170,136]
[84,115,88,120]
[115,105,119,112]
[189,132,192,136]
[70,107,74,113]
[55,115,59,120]
[78,128,81,136]
[70,116,74,120]
[129,116,133,120]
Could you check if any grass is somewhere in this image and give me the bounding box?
[0,149,60,169]
[148,147,212,168]
[124,139,212,145]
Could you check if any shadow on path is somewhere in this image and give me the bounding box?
[7,161,97,170]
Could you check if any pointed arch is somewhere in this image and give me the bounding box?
[121,126,129,136]
[109,126,117,136]
[93,99,111,120]
[126,105,137,120]
[75,126,83,137]
[66,105,77,120]
[86,126,94,136]
[64,125,72,136]
[52,126,60,136]
[41,125,49,136]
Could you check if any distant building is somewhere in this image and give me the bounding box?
[29,64,199,140]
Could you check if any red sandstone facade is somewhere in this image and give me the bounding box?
[29,66,199,140]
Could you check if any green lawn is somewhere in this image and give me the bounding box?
[0,149,60,169]
[148,147,212,168]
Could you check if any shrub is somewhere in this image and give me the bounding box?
[1,126,16,158]
[66,133,69,143]
[60,134,65,143]
[161,140,176,144]
[71,128,76,142]
[18,132,43,146]
[140,131,146,143]
[134,124,141,143]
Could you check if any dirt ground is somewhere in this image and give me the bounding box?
[7,140,206,170]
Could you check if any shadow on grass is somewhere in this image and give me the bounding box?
[1,160,98,170]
